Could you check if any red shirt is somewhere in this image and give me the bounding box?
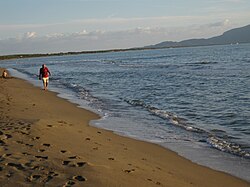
[40,67,50,78]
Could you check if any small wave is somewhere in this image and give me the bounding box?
[125,98,250,159]
[99,59,117,64]
[51,79,103,110]
[118,54,178,62]
[118,64,145,68]
[207,136,250,159]
[199,61,218,65]
[13,68,38,79]
[124,99,205,134]
[188,61,218,66]
[70,83,78,87]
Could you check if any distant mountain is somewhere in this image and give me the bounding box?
[145,24,250,49]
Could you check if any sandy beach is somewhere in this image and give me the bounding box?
[0,68,249,187]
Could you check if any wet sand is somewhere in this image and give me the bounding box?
[0,68,249,187]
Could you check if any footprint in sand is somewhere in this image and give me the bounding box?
[22,152,31,156]
[63,180,75,187]
[147,179,162,186]
[16,140,23,144]
[63,176,86,187]
[3,153,12,157]
[60,150,67,153]
[19,131,30,135]
[73,175,86,182]
[44,175,54,183]
[32,136,40,140]
[16,140,33,147]
[31,165,45,171]
[0,134,12,140]
[62,160,86,167]
[76,162,86,167]
[58,120,67,125]
[42,143,51,147]
[38,149,46,152]
[24,162,32,167]
[62,160,71,166]
[44,171,59,183]
[5,134,12,139]
[25,143,34,147]
[94,142,102,146]
[48,171,59,177]
[68,156,79,159]
[6,171,14,178]
[28,174,41,182]
[0,140,6,146]
[35,155,48,160]
[18,121,25,126]
[6,163,25,170]
[123,169,135,173]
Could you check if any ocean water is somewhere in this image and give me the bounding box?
[1,44,250,181]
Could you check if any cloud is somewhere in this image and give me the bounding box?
[205,19,231,27]
[24,32,37,39]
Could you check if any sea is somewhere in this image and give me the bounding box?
[1,44,250,181]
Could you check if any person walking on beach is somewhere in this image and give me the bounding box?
[39,64,51,90]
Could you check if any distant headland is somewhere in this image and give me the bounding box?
[144,24,250,49]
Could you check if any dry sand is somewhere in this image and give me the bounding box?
[0,68,249,187]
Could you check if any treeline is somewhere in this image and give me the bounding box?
[0,47,152,61]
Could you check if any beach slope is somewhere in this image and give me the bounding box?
[0,68,249,187]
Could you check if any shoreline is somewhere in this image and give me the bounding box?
[0,68,249,186]
[1,43,250,61]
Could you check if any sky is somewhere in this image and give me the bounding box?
[0,0,250,55]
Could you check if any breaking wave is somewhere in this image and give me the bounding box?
[125,99,250,159]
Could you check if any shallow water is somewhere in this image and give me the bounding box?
[1,44,250,181]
